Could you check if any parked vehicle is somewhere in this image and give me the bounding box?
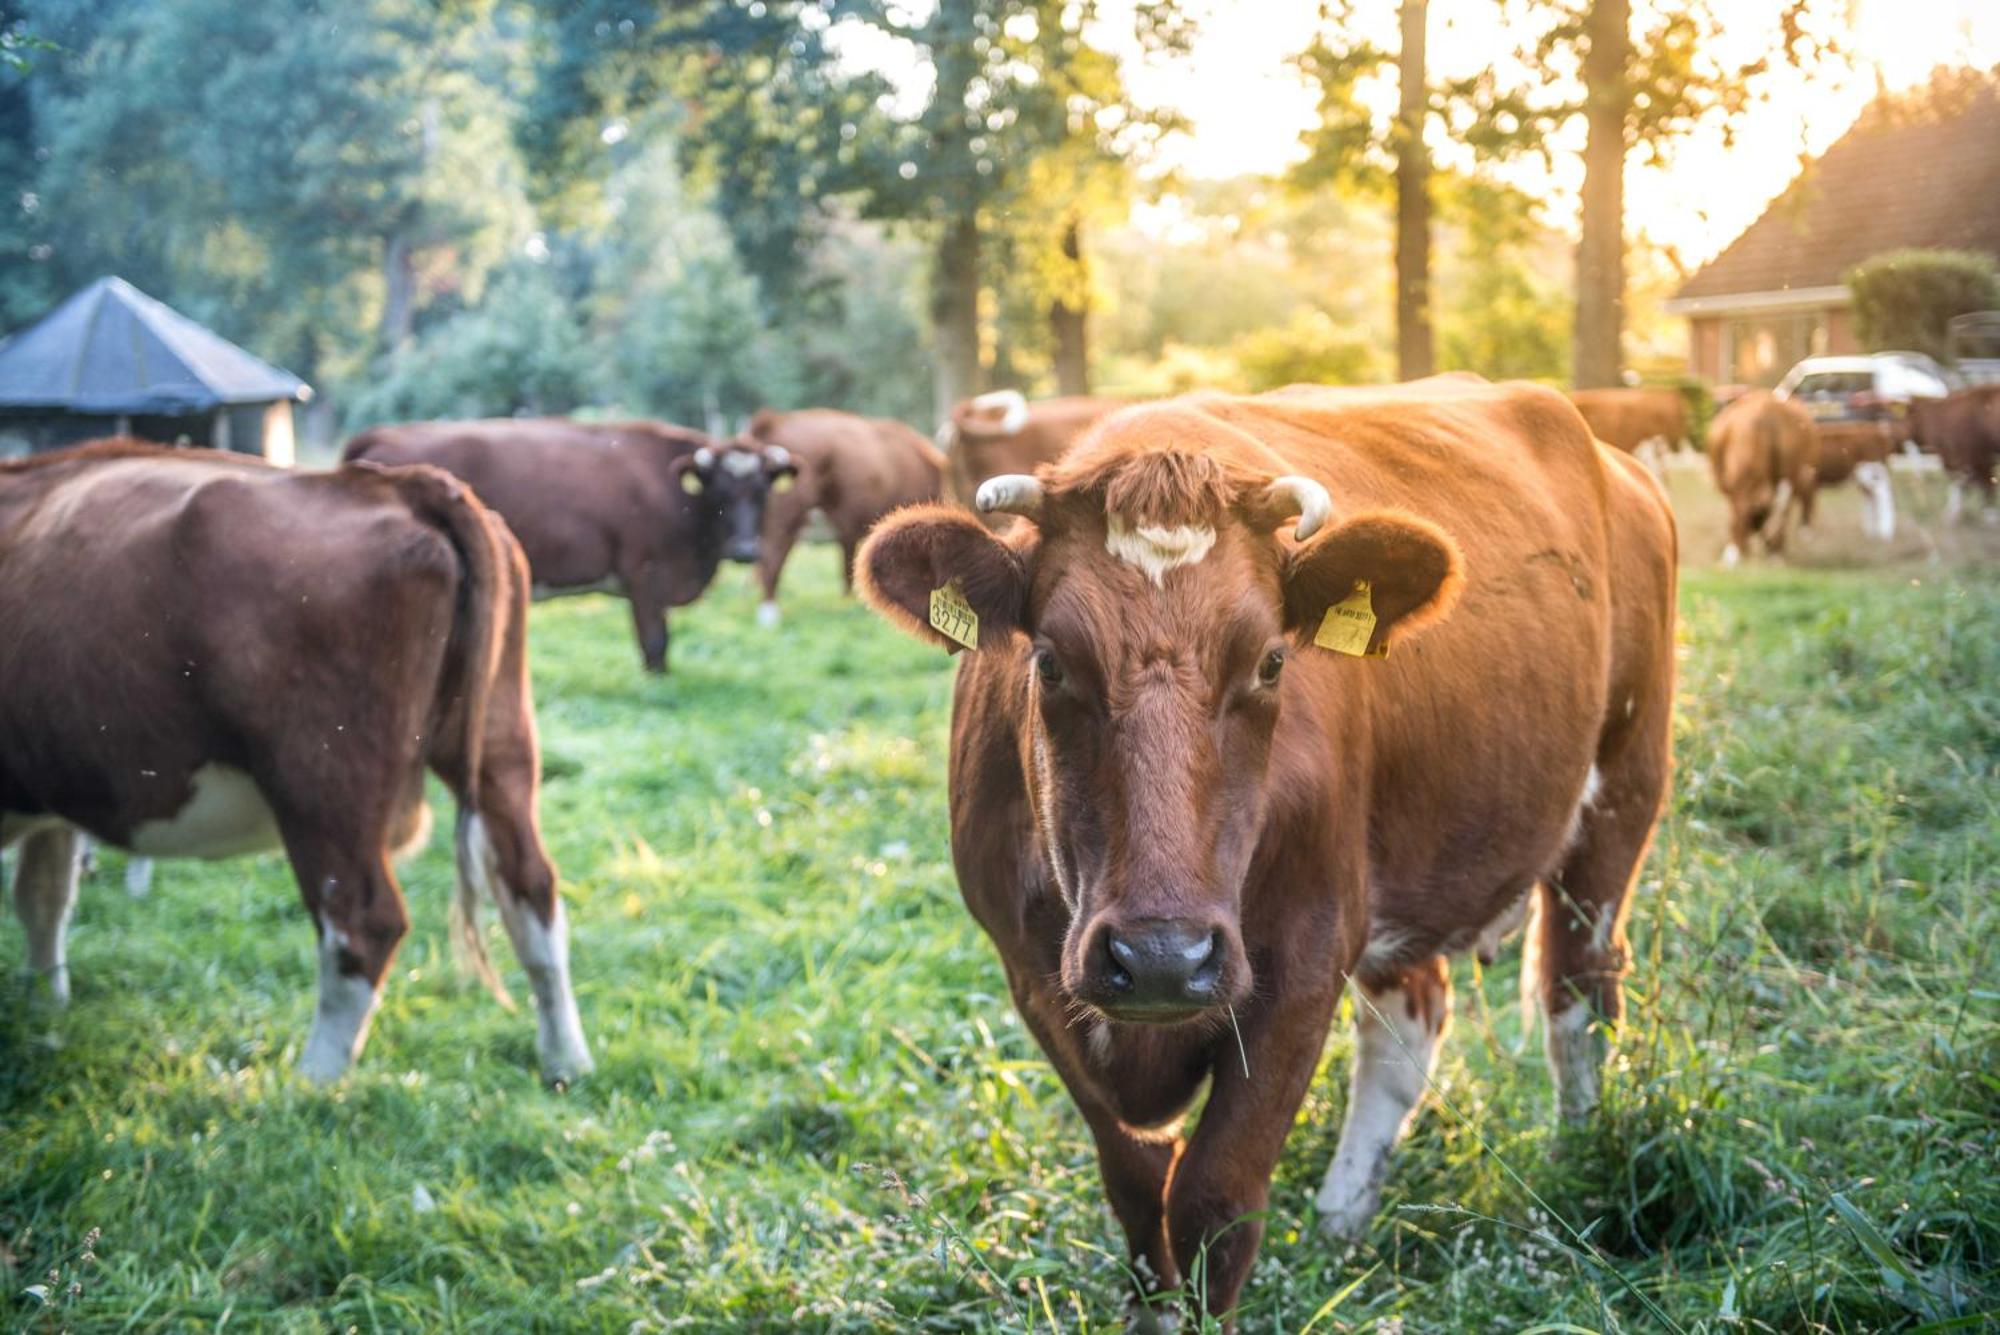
[1948,311,2000,386]
[1774,352,1955,424]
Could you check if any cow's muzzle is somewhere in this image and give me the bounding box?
[1079,916,1238,1022]
[724,539,761,564]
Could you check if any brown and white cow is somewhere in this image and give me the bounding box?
[938,390,1126,521]
[343,418,796,672]
[0,440,590,1085]
[1909,386,2000,524]
[734,408,945,626]
[858,378,1676,1324]
[1808,418,1899,540]
[1707,389,1818,566]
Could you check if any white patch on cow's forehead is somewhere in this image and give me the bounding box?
[721,450,762,478]
[1104,516,1216,585]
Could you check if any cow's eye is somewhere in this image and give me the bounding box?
[1257,649,1286,687]
[1034,649,1064,687]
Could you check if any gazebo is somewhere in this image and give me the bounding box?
[0,276,311,462]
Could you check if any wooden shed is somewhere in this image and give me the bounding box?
[0,276,311,462]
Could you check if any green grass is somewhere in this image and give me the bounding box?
[3,545,1997,1332]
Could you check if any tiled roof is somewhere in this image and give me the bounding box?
[1675,82,2000,304]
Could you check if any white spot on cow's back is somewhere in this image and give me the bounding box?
[1104,518,1216,585]
[127,764,281,859]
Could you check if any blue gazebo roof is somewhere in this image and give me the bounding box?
[0,276,310,415]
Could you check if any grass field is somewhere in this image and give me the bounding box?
[3,480,1997,1332]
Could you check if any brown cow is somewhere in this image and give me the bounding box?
[1565,386,1690,455]
[938,390,1125,520]
[734,408,945,626]
[1808,419,1899,539]
[1707,390,1818,566]
[858,378,1676,1325]
[343,418,796,672]
[0,440,590,1084]
[1909,385,2000,524]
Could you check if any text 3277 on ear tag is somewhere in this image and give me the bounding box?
[1313,579,1386,658]
[929,582,980,653]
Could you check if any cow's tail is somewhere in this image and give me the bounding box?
[363,459,515,1008]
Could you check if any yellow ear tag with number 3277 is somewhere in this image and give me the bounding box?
[929,581,980,653]
[1313,579,1387,658]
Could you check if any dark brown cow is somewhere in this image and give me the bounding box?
[343,418,795,672]
[858,378,1676,1325]
[938,391,1125,520]
[1707,390,1818,565]
[1565,386,1690,457]
[1808,418,1899,538]
[734,408,945,625]
[1909,385,2000,523]
[0,440,589,1084]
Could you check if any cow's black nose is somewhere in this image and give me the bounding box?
[1102,919,1223,1012]
[724,541,760,564]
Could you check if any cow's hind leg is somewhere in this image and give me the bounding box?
[287,838,409,1083]
[460,775,592,1079]
[1316,954,1450,1240]
[12,826,84,1004]
[1536,722,1670,1120]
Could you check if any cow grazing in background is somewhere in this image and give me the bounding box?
[343,418,796,672]
[937,390,1125,521]
[1707,389,1818,566]
[0,441,590,1084]
[1809,419,1898,540]
[1908,386,2000,524]
[857,378,1676,1325]
[1567,386,1690,477]
[734,408,945,626]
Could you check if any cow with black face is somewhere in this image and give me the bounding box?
[858,378,1677,1327]
[344,419,795,672]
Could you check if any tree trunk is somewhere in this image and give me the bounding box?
[1573,0,1630,389]
[932,212,982,427]
[381,230,417,353]
[1050,217,1092,395]
[1394,0,1433,381]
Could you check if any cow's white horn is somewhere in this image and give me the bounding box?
[975,474,1043,518]
[693,446,715,469]
[1268,475,1333,541]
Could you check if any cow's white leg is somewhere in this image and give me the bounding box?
[1317,956,1449,1241]
[1945,478,1966,524]
[12,826,83,1005]
[1546,1000,1605,1120]
[464,814,592,1083]
[1855,461,1896,541]
[1721,541,1742,569]
[298,912,383,1083]
[757,599,781,629]
[125,857,156,898]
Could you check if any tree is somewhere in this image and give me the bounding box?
[1503,0,1842,385]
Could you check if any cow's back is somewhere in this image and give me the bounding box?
[0,446,465,841]
[344,420,693,588]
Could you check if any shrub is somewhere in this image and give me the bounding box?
[1846,248,2000,363]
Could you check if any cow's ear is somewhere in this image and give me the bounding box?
[1281,510,1463,653]
[858,505,1030,651]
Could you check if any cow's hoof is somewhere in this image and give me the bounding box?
[756,600,781,629]
[295,1050,350,1085]
[24,968,71,1008]
[540,1053,595,1089]
[1315,1191,1377,1247]
[1127,1297,1180,1334]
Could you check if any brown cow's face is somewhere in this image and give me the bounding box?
[681,444,798,563]
[1024,521,1286,1022]
[857,448,1462,1027]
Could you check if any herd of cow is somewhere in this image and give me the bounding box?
[2,373,1995,1324]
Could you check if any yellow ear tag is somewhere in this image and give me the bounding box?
[1313,579,1387,658]
[928,581,980,653]
[771,473,796,494]
[680,471,704,495]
